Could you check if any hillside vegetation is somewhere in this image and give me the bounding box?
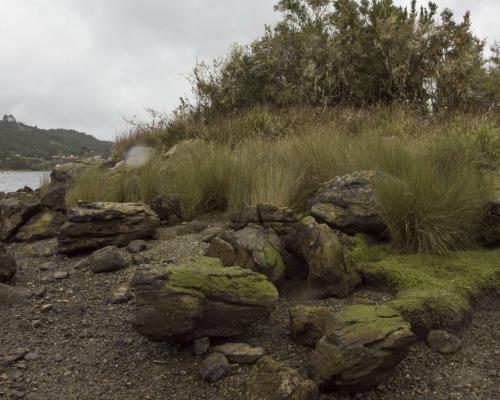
[0,115,112,170]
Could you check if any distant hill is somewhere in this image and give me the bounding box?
[0,115,113,170]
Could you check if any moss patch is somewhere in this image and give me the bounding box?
[354,241,500,336]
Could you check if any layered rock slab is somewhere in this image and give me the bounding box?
[57,202,159,254]
[130,256,278,342]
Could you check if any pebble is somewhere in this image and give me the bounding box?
[53,271,69,280]
[40,304,54,313]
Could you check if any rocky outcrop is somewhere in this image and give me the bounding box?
[284,217,360,298]
[41,162,89,211]
[57,202,159,254]
[309,304,415,392]
[130,256,278,343]
[289,305,334,347]
[230,203,298,236]
[245,356,319,400]
[309,171,386,235]
[0,244,16,282]
[205,225,286,284]
[0,192,41,240]
[15,209,65,242]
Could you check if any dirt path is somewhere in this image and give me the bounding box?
[1,229,498,400]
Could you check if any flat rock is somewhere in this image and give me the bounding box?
[212,342,264,364]
[199,352,231,383]
[426,330,462,354]
[130,256,278,342]
[245,356,318,400]
[15,209,65,242]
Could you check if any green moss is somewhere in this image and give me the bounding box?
[263,245,286,281]
[356,245,500,335]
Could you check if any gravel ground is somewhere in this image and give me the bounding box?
[1,227,498,400]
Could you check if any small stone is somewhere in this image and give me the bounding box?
[107,284,133,304]
[426,330,462,354]
[32,286,47,298]
[74,257,89,270]
[212,342,264,364]
[54,354,64,362]
[40,304,54,313]
[24,352,40,361]
[2,349,29,364]
[39,262,57,271]
[191,337,210,356]
[89,246,129,273]
[127,240,147,254]
[199,353,231,383]
[53,271,69,280]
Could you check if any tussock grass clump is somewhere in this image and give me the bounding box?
[65,167,112,208]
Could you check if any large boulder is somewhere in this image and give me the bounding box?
[130,256,278,343]
[0,192,41,240]
[284,217,360,298]
[245,356,319,400]
[309,304,415,392]
[0,244,16,282]
[40,162,89,211]
[57,202,159,254]
[15,209,65,242]
[205,225,286,284]
[309,171,386,236]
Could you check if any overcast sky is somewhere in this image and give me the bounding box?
[1,1,498,141]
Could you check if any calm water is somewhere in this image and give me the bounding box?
[0,171,50,193]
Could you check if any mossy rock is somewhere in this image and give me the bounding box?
[355,242,500,336]
[15,209,65,242]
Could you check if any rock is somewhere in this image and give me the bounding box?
[309,304,415,392]
[289,306,334,347]
[177,220,209,235]
[211,342,264,364]
[53,271,69,280]
[191,337,210,356]
[127,240,147,253]
[40,304,54,313]
[150,194,181,225]
[309,171,386,235]
[15,209,65,242]
[0,244,16,282]
[284,217,360,298]
[130,256,278,342]
[0,283,30,305]
[89,246,129,273]
[107,283,133,304]
[39,261,57,271]
[57,202,160,254]
[199,352,231,383]
[205,226,286,284]
[426,330,462,354]
[200,225,226,243]
[0,192,41,240]
[230,204,299,235]
[41,162,89,211]
[245,356,318,400]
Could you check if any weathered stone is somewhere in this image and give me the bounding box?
[89,246,129,273]
[15,209,65,242]
[309,304,415,391]
[177,220,209,235]
[200,225,226,243]
[245,356,318,400]
[230,204,298,234]
[0,192,41,240]
[191,337,210,356]
[212,343,264,364]
[309,171,386,235]
[130,256,278,342]
[150,194,181,224]
[107,283,133,304]
[53,271,69,280]
[127,240,147,254]
[426,330,462,354]
[0,283,30,305]
[199,352,231,383]
[57,202,159,254]
[0,244,16,282]
[285,217,360,298]
[289,306,334,347]
[205,226,286,284]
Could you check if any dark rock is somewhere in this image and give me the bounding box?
[15,209,65,242]
[177,220,209,235]
[230,204,298,235]
[245,356,318,400]
[426,330,462,354]
[289,306,334,347]
[89,246,129,273]
[191,337,210,356]
[57,202,159,254]
[309,304,415,392]
[150,194,181,224]
[309,171,386,235]
[205,226,286,284]
[0,192,41,240]
[212,342,264,364]
[0,244,16,282]
[130,256,278,342]
[199,352,231,383]
[284,217,360,298]
[127,240,147,253]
